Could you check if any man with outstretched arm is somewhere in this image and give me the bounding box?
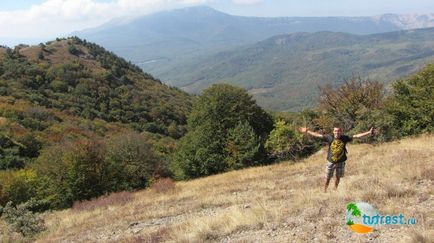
[299,126,375,192]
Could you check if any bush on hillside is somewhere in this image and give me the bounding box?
[0,201,45,237]
[265,120,304,160]
[32,132,161,209]
[104,132,160,191]
[0,169,39,207]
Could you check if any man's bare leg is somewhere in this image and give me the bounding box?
[334,176,341,190]
[324,178,331,192]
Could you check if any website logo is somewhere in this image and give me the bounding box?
[346,202,417,234]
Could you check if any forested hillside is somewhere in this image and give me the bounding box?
[0,37,192,136]
[0,37,192,213]
[160,28,434,111]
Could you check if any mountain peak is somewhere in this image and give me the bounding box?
[159,5,229,18]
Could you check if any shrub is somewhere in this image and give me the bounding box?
[71,140,106,198]
[33,143,74,209]
[0,134,26,170]
[0,169,39,206]
[104,132,160,191]
[265,120,304,160]
[68,44,82,56]
[0,201,45,237]
[33,138,107,207]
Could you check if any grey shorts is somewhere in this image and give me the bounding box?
[326,161,345,179]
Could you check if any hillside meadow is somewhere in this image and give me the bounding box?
[1,134,429,242]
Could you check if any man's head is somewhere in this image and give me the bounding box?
[333,127,342,138]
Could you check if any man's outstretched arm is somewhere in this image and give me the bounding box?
[299,127,324,139]
[352,127,375,139]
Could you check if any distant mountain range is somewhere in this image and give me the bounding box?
[75,6,434,72]
[74,6,434,110]
[163,28,434,110]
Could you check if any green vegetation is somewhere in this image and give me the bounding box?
[0,37,191,212]
[172,84,273,179]
[265,120,304,160]
[0,37,192,137]
[387,64,434,136]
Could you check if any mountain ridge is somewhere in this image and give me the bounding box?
[71,7,434,111]
[73,6,415,75]
[158,27,434,111]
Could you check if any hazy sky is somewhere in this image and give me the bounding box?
[1,0,434,46]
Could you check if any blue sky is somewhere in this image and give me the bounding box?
[1,0,434,46]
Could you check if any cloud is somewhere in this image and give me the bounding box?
[0,0,212,41]
[232,0,263,5]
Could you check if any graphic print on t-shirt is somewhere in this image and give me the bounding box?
[330,139,346,162]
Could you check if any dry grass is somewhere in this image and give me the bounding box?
[27,134,434,242]
[151,178,177,194]
[72,191,134,212]
[0,219,27,243]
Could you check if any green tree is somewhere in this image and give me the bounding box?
[65,139,106,202]
[386,64,434,136]
[104,132,159,191]
[188,84,273,139]
[172,123,227,179]
[225,121,260,169]
[173,84,273,179]
[0,169,39,206]
[0,134,26,170]
[33,139,105,207]
[265,120,304,160]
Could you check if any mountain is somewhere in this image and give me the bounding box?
[379,13,434,29]
[30,134,434,242]
[74,6,434,77]
[157,27,434,111]
[0,37,196,213]
[0,37,192,136]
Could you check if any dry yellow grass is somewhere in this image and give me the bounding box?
[6,135,434,242]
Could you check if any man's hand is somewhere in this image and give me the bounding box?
[299,127,324,138]
[353,127,377,139]
[299,127,308,133]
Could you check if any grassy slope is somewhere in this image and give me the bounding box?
[15,135,433,242]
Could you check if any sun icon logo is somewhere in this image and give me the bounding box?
[346,202,378,233]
